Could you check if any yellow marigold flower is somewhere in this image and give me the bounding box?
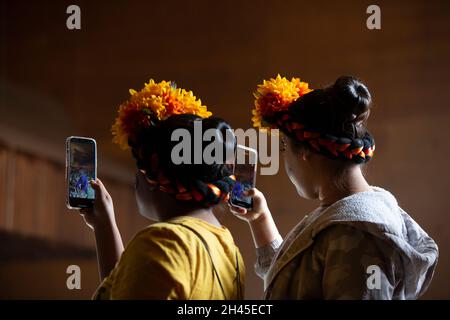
[112,79,212,149]
[252,74,312,129]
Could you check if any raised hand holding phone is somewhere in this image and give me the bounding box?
[229,188,280,248]
[229,188,270,222]
[228,144,281,248]
[66,136,123,280]
[80,178,115,230]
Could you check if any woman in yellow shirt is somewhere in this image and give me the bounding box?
[80,80,244,299]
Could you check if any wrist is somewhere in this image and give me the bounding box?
[248,209,271,226]
[247,209,279,248]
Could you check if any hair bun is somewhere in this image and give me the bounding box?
[330,76,371,124]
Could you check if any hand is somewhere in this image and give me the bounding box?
[80,178,115,230]
[228,188,271,223]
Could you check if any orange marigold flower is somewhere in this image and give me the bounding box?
[112,79,212,149]
[252,74,312,130]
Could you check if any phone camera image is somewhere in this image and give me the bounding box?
[231,164,255,207]
[230,145,257,209]
[67,137,96,208]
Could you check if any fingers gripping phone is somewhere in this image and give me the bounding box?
[66,136,97,209]
[229,145,258,209]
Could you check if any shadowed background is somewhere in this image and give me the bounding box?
[0,0,449,299]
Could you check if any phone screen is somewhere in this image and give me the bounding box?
[66,137,96,208]
[230,146,257,209]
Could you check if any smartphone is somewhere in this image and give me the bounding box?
[229,145,258,209]
[65,136,97,209]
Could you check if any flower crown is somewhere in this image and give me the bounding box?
[111,79,236,206]
[251,74,375,163]
[112,79,212,149]
[252,74,312,130]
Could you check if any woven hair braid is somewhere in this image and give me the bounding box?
[132,114,237,207]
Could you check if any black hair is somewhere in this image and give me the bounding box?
[130,114,236,207]
[278,75,374,166]
[289,75,372,140]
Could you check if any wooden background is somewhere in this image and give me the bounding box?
[0,0,449,299]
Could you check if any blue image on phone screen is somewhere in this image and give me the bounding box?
[230,162,255,208]
[69,141,96,200]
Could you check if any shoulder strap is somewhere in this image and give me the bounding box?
[168,222,228,299]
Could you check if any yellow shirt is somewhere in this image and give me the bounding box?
[93,216,245,300]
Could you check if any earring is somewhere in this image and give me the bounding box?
[138,169,158,190]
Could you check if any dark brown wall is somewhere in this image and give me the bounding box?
[1,0,449,299]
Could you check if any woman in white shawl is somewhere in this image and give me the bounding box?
[229,75,438,299]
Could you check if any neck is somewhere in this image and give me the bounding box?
[185,207,221,227]
[159,204,221,227]
[318,165,371,207]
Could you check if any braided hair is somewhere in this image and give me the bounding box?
[279,76,375,164]
[130,114,237,207]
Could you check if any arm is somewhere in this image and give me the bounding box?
[228,188,283,278]
[93,217,124,281]
[80,178,124,281]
